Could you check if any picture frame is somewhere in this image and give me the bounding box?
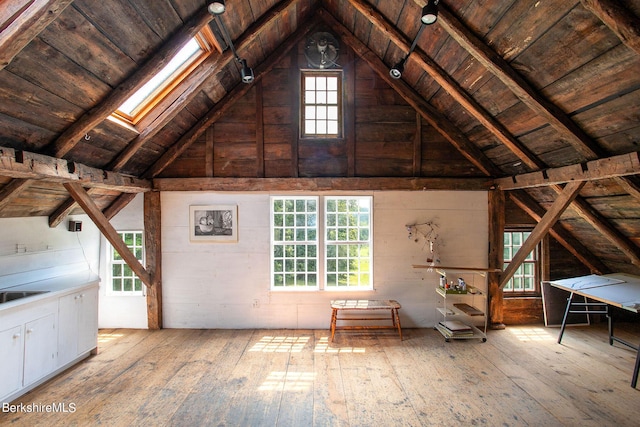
[189,205,238,242]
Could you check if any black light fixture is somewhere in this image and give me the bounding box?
[421,0,440,25]
[389,24,426,79]
[390,1,440,80]
[207,0,225,15]
[208,1,254,84]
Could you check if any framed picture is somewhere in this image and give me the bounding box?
[189,205,238,242]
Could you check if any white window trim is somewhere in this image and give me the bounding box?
[270,195,373,292]
[106,230,146,297]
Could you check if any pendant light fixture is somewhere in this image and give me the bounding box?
[390,0,440,79]
[208,1,254,84]
[421,0,440,25]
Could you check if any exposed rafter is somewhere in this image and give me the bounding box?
[47,7,214,159]
[348,0,544,171]
[154,176,492,192]
[0,178,32,212]
[64,182,153,288]
[319,8,500,177]
[0,146,150,192]
[0,0,73,70]
[143,9,317,179]
[509,190,609,275]
[500,181,586,288]
[496,152,640,190]
[581,0,640,55]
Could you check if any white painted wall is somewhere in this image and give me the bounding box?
[161,191,488,329]
[98,194,148,329]
[0,215,100,289]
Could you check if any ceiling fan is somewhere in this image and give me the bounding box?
[304,32,340,69]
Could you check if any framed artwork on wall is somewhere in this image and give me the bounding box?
[189,205,238,242]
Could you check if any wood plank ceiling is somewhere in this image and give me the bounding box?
[1,0,639,277]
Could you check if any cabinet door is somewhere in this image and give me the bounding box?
[23,314,57,386]
[58,293,79,366]
[0,325,24,400]
[77,287,98,355]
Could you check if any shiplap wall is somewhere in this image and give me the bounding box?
[0,215,100,289]
[161,191,488,329]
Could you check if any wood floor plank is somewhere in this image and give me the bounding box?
[2,324,639,426]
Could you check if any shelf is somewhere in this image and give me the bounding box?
[433,267,488,342]
[453,303,484,316]
[435,323,486,342]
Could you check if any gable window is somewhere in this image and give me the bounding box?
[503,230,539,294]
[301,71,342,137]
[270,196,372,291]
[112,27,217,125]
[108,231,144,295]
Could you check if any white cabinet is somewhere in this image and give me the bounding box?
[0,274,99,403]
[23,314,57,386]
[0,325,24,399]
[0,310,57,402]
[434,269,488,342]
[58,287,98,366]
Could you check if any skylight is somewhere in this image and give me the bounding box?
[113,28,216,125]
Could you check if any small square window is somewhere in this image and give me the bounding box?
[301,71,342,138]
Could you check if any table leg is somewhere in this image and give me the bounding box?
[633,338,640,389]
[558,291,574,344]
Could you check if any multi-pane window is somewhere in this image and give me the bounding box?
[270,196,372,291]
[302,71,342,137]
[109,231,144,295]
[325,197,371,288]
[503,230,538,293]
[271,197,319,289]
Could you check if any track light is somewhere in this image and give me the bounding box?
[239,58,254,83]
[208,2,254,84]
[389,59,405,79]
[388,21,427,80]
[207,1,225,15]
[421,0,439,25]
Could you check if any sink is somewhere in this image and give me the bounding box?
[0,290,50,304]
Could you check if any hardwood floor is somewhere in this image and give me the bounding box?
[2,323,639,426]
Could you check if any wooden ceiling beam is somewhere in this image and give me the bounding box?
[568,190,640,267]
[0,178,33,212]
[0,145,150,192]
[509,190,609,275]
[64,182,153,288]
[348,0,544,171]
[47,7,214,158]
[429,1,606,161]
[581,0,640,55]
[319,8,500,177]
[143,9,316,179]
[154,177,492,192]
[0,0,73,70]
[500,181,587,288]
[495,151,640,190]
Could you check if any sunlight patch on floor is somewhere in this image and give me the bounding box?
[249,336,310,352]
[509,327,555,342]
[97,332,124,344]
[258,371,316,392]
[314,336,366,353]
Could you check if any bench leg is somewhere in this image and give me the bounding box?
[330,308,337,342]
[393,308,403,340]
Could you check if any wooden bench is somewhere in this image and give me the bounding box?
[330,299,403,341]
